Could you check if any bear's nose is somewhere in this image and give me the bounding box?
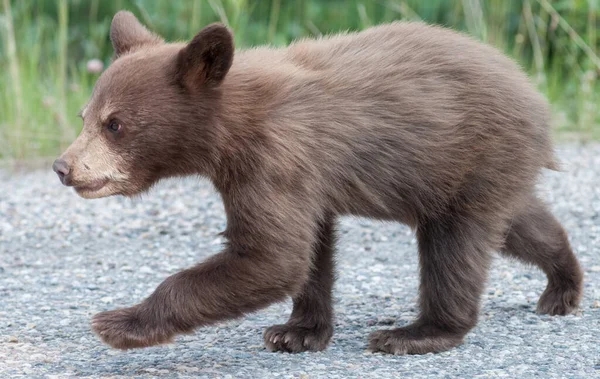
[52,159,72,185]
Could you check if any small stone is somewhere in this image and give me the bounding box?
[8,335,18,343]
[376,317,396,325]
[100,296,113,304]
[592,300,600,308]
[590,266,600,272]
[176,365,199,373]
[30,353,46,361]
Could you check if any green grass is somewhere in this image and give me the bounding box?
[1,0,599,159]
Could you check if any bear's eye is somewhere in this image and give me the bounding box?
[107,119,122,133]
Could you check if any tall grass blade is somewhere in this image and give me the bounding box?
[2,0,21,158]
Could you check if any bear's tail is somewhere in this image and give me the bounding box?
[545,157,561,171]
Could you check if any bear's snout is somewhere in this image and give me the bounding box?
[52,158,72,186]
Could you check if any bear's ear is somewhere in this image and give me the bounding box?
[176,23,234,89]
[110,11,163,58]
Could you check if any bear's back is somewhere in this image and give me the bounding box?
[223,23,555,222]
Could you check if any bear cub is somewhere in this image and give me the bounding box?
[52,11,583,355]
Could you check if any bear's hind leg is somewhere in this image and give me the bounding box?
[500,196,583,315]
[369,212,497,355]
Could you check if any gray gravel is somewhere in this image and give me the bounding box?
[1,143,599,378]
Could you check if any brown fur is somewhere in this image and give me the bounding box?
[53,11,583,355]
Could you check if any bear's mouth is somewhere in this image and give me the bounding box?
[74,178,110,194]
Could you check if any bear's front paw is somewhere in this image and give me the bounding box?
[264,323,333,353]
[91,306,175,349]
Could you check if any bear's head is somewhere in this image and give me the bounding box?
[52,11,234,198]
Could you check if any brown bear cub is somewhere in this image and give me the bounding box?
[53,11,583,355]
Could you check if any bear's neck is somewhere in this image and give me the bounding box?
[193,71,275,191]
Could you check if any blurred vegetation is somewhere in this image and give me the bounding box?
[1,0,599,159]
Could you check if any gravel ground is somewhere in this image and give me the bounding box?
[1,144,599,379]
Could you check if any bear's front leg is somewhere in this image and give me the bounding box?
[92,189,319,349]
[263,214,336,353]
